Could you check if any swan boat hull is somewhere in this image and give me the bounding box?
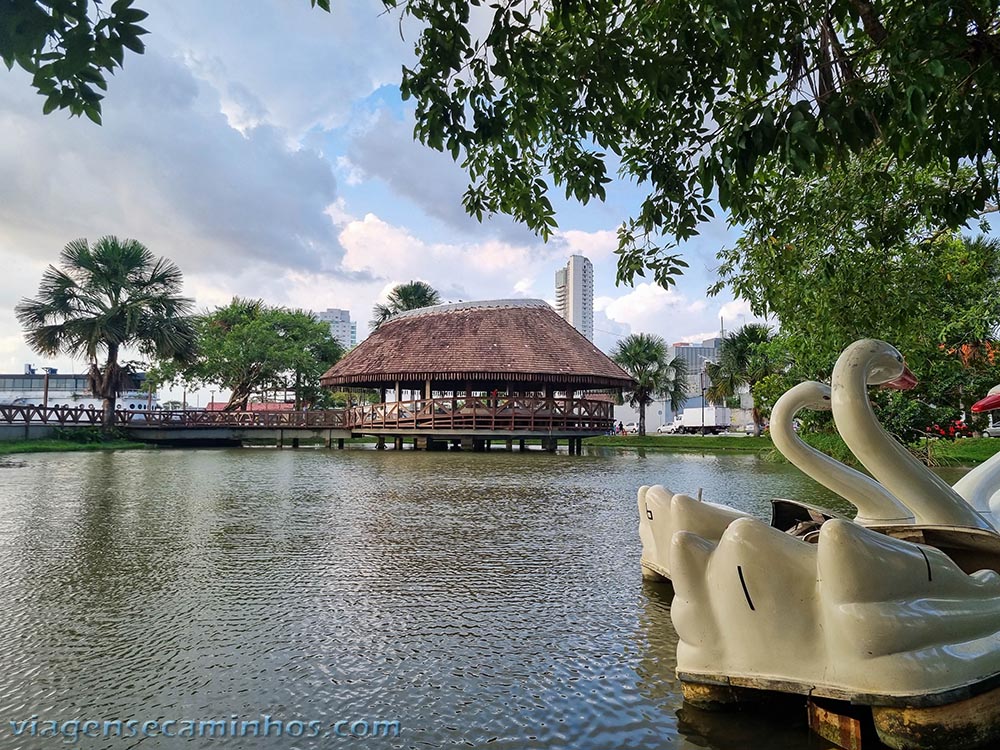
[639,487,1000,749]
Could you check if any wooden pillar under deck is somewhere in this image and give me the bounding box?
[394,436,403,450]
[337,438,345,449]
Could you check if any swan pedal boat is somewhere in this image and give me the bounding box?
[640,340,1000,750]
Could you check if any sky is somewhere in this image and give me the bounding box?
[0,1,760,402]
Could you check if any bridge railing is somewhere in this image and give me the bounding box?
[123,409,347,428]
[0,404,104,425]
[345,396,613,432]
[0,398,612,432]
[0,405,347,429]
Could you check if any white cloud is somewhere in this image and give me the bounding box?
[552,229,620,263]
[337,213,552,302]
[150,0,408,139]
[601,283,695,334]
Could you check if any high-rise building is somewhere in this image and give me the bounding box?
[670,338,724,397]
[315,308,357,350]
[554,255,594,341]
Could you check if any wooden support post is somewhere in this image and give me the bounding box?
[291,437,300,449]
[394,381,401,402]
[485,439,491,450]
[324,431,332,449]
[276,430,283,449]
[425,379,432,400]
[394,436,403,450]
[519,439,526,452]
[376,436,386,450]
[506,439,513,451]
[337,438,345,449]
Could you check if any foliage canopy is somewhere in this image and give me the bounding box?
[155,298,344,410]
[371,280,441,330]
[7,1,1000,283]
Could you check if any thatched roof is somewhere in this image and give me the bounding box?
[320,299,633,390]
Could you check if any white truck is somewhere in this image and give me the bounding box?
[668,406,732,434]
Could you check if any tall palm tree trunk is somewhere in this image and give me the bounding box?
[639,401,646,436]
[99,343,120,428]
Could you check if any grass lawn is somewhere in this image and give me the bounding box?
[923,438,1000,466]
[585,431,1000,467]
[584,434,773,452]
[0,439,150,455]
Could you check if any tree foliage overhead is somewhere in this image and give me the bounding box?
[611,332,688,436]
[157,298,344,410]
[15,235,196,425]
[8,2,1000,283]
[1,0,150,124]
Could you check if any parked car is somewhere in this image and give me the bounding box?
[623,422,639,434]
[983,423,1000,438]
[656,423,677,434]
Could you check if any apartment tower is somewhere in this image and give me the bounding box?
[554,255,594,342]
[315,308,358,350]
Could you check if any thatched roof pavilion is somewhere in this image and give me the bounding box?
[320,300,632,447]
[320,299,632,393]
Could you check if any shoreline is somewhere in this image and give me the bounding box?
[2,434,998,468]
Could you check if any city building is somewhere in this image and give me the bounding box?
[315,308,358,350]
[554,255,594,342]
[670,338,724,399]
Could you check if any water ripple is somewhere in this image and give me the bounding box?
[0,448,845,749]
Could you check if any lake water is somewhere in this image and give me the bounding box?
[0,447,948,749]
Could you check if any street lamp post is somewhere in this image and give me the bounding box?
[41,366,55,408]
[700,369,707,435]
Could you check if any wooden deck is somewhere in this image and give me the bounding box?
[346,396,613,434]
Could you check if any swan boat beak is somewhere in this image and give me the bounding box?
[883,365,917,390]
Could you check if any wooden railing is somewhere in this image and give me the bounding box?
[345,396,613,432]
[129,409,347,428]
[0,404,104,425]
[0,405,347,429]
[0,398,612,433]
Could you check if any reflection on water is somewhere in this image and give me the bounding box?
[0,447,867,748]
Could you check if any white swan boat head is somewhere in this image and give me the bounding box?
[645,339,1000,748]
[832,339,995,531]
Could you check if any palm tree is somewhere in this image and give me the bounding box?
[705,323,780,436]
[371,280,441,329]
[612,333,688,436]
[16,236,197,427]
